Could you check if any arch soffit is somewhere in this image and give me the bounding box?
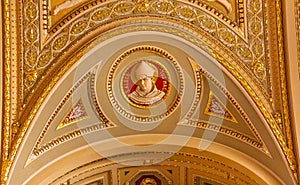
[8,26,295,184]
[2,0,296,184]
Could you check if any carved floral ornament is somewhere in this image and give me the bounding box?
[31,0,251,97]
[1,0,298,184]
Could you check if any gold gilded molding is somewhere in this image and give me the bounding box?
[297,0,300,78]
[2,0,12,164]
[27,69,113,164]
[2,0,297,183]
[4,18,294,184]
[1,0,20,183]
[185,120,264,151]
[187,60,202,119]
[274,0,297,179]
[49,151,262,185]
[25,0,255,102]
[47,0,244,36]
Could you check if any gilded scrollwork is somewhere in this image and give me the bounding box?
[18,18,296,180]
[1,0,298,184]
[24,0,268,102]
[23,0,40,92]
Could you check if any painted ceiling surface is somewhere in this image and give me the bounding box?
[1,0,298,184]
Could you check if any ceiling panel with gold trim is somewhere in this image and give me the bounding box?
[1,0,298,184]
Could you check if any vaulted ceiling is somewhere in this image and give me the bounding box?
[1,0,299,184]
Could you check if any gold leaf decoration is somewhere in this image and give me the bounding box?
[70,21,88,35]
[153,1,174,13]
[91,8,111,21]
[177,6,197,20]
[53,35,69,51]
[219,29,236,44]
[25,24,38,42]
[25,2,38,20]
[237,44,253,60]
[25,46,38,66]
[113,2,134,14]
[38,51,52,68]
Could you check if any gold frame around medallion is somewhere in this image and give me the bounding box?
[106,45,183,122]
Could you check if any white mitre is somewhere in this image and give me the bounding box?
[133,61,155,83]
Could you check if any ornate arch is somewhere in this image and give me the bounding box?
[1,0,297,184]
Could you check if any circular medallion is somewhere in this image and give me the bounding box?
[90,38,200,166]
[107,46,184,123]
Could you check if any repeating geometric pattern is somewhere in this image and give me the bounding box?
[22,0,268,98]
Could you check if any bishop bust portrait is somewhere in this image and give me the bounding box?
[128,60,165,106]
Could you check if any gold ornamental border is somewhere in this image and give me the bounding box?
[275,0,297,179]
[1,2,297,183]
[26,0,261,103]
[297,0,300,78]
[180,66,267,153]
[2,0,22,183]
[49,151,262,185]
[47,0,245,36]
[1,17,295,184]
[26,70,114,164]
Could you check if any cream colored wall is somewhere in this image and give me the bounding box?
[282,0,300,181]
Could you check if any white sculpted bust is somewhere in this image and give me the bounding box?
[128,61,165,105]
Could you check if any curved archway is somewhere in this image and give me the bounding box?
[1,0,298,184]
